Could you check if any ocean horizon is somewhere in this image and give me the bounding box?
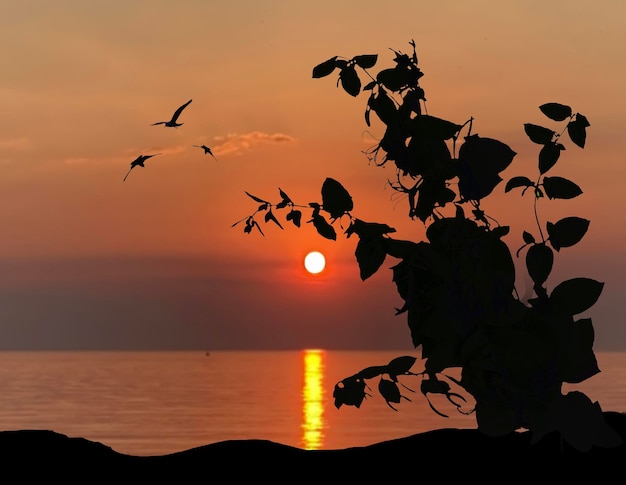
[0,349,624,456]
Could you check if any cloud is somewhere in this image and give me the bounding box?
[0,137,31,151]
[211,131,295,156]
[122,145,187,157]
[63,145,188,165]
[62,132,294,166]
[63,157,92,165]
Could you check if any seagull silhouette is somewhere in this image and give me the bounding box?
[123,154,162,182]
[151,99,192,128]
[193,145,217,159]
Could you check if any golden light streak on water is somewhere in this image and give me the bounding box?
[301,349,326,450]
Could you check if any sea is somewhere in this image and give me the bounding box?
[0,350,624,457]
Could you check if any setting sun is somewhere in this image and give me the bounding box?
[304,251,326,274]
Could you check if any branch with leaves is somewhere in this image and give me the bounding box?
[231,189,303,236]
[333,355,472,417]
[505,102,594,302]
[234,179,403,281]
[232,179,350,240]
[234,41,622,452]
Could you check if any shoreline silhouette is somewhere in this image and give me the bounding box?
[1,411,623,480]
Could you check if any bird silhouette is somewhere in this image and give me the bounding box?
[193,145,217,159]
[123,154,162,182]
[151,99,192,128]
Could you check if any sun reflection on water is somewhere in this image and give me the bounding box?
[301,349,326,450]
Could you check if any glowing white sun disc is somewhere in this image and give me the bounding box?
[304,251,326,274]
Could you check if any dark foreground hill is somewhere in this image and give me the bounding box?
[1,411,624,482]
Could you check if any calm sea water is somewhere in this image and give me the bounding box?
[0,350,624,456]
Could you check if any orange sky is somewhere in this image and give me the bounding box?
[0,1,624,350]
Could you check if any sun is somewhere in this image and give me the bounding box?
[304,251,326,275]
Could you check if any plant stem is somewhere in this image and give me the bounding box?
[533,194,545,243]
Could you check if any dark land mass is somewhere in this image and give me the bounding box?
[1,411,624,482]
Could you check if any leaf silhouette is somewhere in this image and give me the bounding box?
[567,114,590,148]
[550,278,604,316]
[538,142,565,174]
[553,392,623,452]
[339,65,361,96]
[475,401,519,437]
[369,90,397,125]
[353,54,378,69]
[504,176,533,193]
[411,115,461,141]
[312,56,338,78]
[546,216,590,251]
[461,135,516,172]
[542,176,582,199]
[524,123,555,144]
[245,191,268,204]
[345,219,396,239]
[399,88,423,117]
[420,377,451,396]
[355,236,387,281]
[559,318,600,384]
[539,102,573,121]
[383,238,420,260]
[457,135,516,200]
[275,188,292,209]
[356,365,387,380]
[376,67,409,92]
[309,213,336,240]
[363,80,377,90]
[285,209,302,227]
[522,231,536,245]
[525,243,553,286]
[244,219,264,236]
[264,210,284,229]
[333,377,367,408]
[387,356,417,376]
[378,378,404,409]
[321,178,354,219]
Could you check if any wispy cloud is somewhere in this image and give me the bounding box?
[122,145,187,157]
[0,137,31,151]
[211,131,295,156]
[63,145,188,165]
[62,132,295,166]
[64,157,92,165]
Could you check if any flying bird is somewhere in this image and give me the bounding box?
[123,154,162,182]
[193,144,217,159]
[151,99,192,128]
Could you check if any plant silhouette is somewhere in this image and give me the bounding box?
[123,153,162,182]
[151,99,192,128]
[234,41,623,452]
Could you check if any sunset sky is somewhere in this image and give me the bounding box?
[0,0,624,350]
